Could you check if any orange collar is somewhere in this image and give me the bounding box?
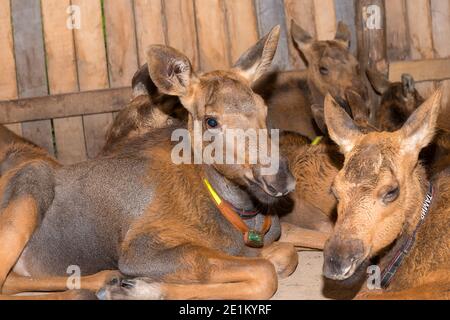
[203,178,272,248]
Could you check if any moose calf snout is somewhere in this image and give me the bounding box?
[323,236,365,281]
[259,158,296,196]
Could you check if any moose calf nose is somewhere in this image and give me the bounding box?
[323,237,365,281]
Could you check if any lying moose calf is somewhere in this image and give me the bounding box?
[0,27,303,300]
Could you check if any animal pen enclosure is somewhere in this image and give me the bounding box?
[1,0,450,165]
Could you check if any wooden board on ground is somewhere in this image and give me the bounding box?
[21,120,55,156]
[313,0,336,40]
[385,0,410,61]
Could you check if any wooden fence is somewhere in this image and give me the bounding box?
[1,0,450,164]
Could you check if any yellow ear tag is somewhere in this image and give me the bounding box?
[311,136,323,146]
[203,179,222,205]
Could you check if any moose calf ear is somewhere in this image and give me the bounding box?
[146,45,196,97]
[334,21,351,48]
[324,94,362,154]
[345,90,370,124]
[366,68,390,95]
[400,89,443,156]
[233,25,280,83]
[401,74,416,96]
[311,104,327,135]
[291,20,313,55]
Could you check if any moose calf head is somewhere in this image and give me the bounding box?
[367,69,424,132]
[146,26,295,203]
[291,20,368,131]
[322,89,442,281]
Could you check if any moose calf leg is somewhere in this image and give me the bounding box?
[99,246,278,300]
[260,242,298,278]
[2,270,122,295]
[0,196,39,291]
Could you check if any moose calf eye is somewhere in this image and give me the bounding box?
[206,117,219,128]
[319,67,329,76]
[383,187,400,203]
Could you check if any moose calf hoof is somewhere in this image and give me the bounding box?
[97,277,163,300]
[261,242,298,278]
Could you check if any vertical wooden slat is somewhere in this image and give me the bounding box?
[72,0,111,160]
[385,0,410,61]
[53,117,87,164]
[103,0,139,88]
[164,0,199,69]
[41,0,78,94]
[431,0,450,123]
[254,0,290,70]
[11,0,54,155]
[355,0,387,71]
[405,0,435,97]
[195,0,230,70]
[0,0,18,100]
[313,0,336,40]
[334,0,357,55]
[224,0,259,63]
[134,0,166,65]
[72,0,109,91]
[42,0,86,164]
[284,0,316,69]
[83,112,114,158]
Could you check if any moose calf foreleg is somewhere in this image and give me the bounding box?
[260,242,298,278]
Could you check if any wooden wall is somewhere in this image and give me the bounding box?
[1,0,450,164]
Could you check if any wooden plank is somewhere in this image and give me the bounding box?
[103,0,139,87]
[280,223,330,250]
[431,0,450,128]
[41,0,79,94]
[164,0,200,69]
[355,0,387,72]
[72,0,109,91]
[405,0,435,97]
[388,59,450,83]
[21,120,55,155]
[313,0,337,40]
[42,0,86,163]
[72,0,111,164]
[224,0,259,63]
[254,0,290,70]
[83,113,114,158]
[385,0,410,61]
[11,0,48,98]
[11,0,54,155]
[334,0,357,55]
[0,0,18,100]
[134,0,166,65]
[5,124,22,137]
[194,0,230,70]
[283,0,315,69]
[54,117,87,165]
[0,87,132,124]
